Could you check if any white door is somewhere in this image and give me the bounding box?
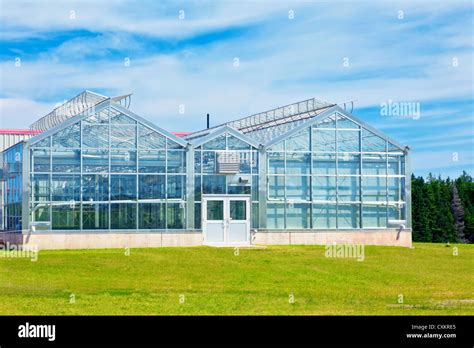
[203,196,250,245]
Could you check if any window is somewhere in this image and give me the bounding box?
[111,150,136,173]
[312,176,336,201]
[313,204,337,229]
[32,149,50,172]
[139,203,165,229]
[82,125,109,148]
[268,176,285,199]
[139,175,165,199]
[111,125,136,148]
[111,203,137,229]
[82,203,109,229]
[52,149,80,173]
[32,174,50,202]
[52,124,80,148]
[286,152,310,175]
[51,174,80,201]
[337,204,360,228]
[313,154,336,175]
[267,203,285,229]
[82,175,109,201]
[268,152,284,174]
[286,203,310,229]
[167,175,185,199]
[111,175,137,200]
[286,176,310,200]
[167,203,185,229]
[167,151,186,173]
[362,205,386,228]
[82,149,109,173]
[337,176,360,202]
[138,151,165,173]
[52,204,80,230]
[203,175,225,194]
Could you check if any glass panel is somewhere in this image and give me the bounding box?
[228,185,251,194]
[167,203,185,229]
[33,204,50,222]
[388,204,404,222]
[286,176,310,200]
[313,204,337,229]
[51,174,80,201]
[337,130,360,152]
[139,175,165,199]
[202,175,225,194]
[337,204,360,228]
[362,129,386,152]
[111,150,136,173]
[82,124,109,148]
[338,176,360,202]
[167,138,183,149]
[338,154,360,175]
[362,154,386,175]
[167,175,185,199]
[194,176,202,201]
[387,155,403,175]
[194,151,202,173]
[251,176,259,201]
[286,152,310,174]
[138,151,165,173]
[286,203,310,229]
[110,175,137,200]
[313,153,336,175]
[363,205,387,228]
[312,176,336,201]
[32,174,50,201]
[268,152,284,174]
[203,135,226,150]
[230,200,246,220]
[314,114,336,128]
[110,109,136,124]
[139,203,165,229]
[251,151,258,173]
[238,152,251,174]
[32,149,50,172]
[52,149,80,172]
[268,141,284,151]
[202,151,216,173]
[84,108,109,123]
[267,203,285,229]
[313,129,336,152]
[388,177,403,201]
[268,175,285,199]
[138,124,166,149]
[286,129,309,151]
[111,125,136,148]
[227,134,251,150]
[207,200,223,220]
[82,149,109,173]
[167,150,186,173]
[251,203,259,229]
[31,137,50,147]
[362,177,386,202]
[82,203,109,229]
[82,174,109,201]
[111,203,137,229]
[337,116,359,129]
[52,123,80,148]
[194,203,202,229]
[52,204,80,230]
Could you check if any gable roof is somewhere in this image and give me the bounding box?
[190,125,261,149]
[27,99,188,148]
[265,106,408,151]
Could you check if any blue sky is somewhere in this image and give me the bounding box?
[0,0,472,178]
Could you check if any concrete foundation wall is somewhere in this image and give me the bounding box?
[253,229,412,248]
[0,229,412,250]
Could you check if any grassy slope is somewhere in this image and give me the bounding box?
[0,243,473,315]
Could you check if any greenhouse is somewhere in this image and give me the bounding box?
[1,91,411,249]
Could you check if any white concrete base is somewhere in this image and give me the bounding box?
[0,229,412,250]
[0,231,203,250]
[252,229,412,248]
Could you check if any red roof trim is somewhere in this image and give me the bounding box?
[172,132,191,137]
[0,129,42,135]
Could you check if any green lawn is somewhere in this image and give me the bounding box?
[0,243,473,315]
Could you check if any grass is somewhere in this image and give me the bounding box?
[0,243,473,315]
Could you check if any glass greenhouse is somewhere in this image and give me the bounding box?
[1,91,410,247]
